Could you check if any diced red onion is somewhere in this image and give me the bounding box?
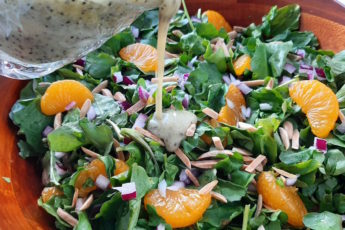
[75,59,85,67]
[315,67,326,78]
[113,182,137,201]
[42,126,54,137]
[178,73,190,90]
[75,198,84,212]
[241,106,251,119]
[123,137,132,145]
[279,76,292,85]
[237,83,253,95]
[132,113,148,129]
[65,101,77,111]
[54,152,66,159]
[296,49,306,58]
[158,179,167,198]
[157,224,165,230]
[131,26,139,38]
[285,177,298,186]
[188,56,198,69]
[120,101,131,110]
[179,170,191,184]
[167,181,185,191]
[222,75,231,85]
[245,107,251,118]
[259,103,272,111]
[314,137,327,153]
[227,99,235,109]
[138,86,150,102]
[123,76,135,85]
[230,74,241,86]
[182,94,190,109]
[300,64,313,70]
[95,175,110,191]
[299,68,314,80]
[284,63,296,74]
[55,163,68,176]
[87,106,97,121]
[113,72,123,83]
[337,123,345,134]
[191,16,202,23]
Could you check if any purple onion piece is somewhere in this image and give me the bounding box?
[237,83,253,95]
[157,224,165,230]
[230,74,241,86]
[55,152,66,159]
[131,26,140,38]
[337,123,345,134]
[167,181,185,191]
[314,137,327,153]
[158,179,167,198]
[113,72,123,83]
[42,126,54,137]
[296,49,306,58]
[123,76,135,85]
[132,113,148,129]
[177,73,190,90]
[187,56,198,69]
[182,94,190,109]
[179,170,191,185]
[87,106,97,121]
[95,175,110,191]
[191,16,202,23]
[222,75,231,85]
[299,68,314,80]
[300,64,313,70]
[120,101,131,110]
[65,101,77,111]
[285,177,298,186]
[138,86,150,102]
[315,67,326,78]
[113,182,137,201]
[55,162,68,176]
[75,59,85,67]
[279,76,292,85]
[284,63,296,74]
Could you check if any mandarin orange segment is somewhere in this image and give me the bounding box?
[203,10,232,32]
[257,172,307,228]
[119,43,158,73]
[144,188,211,228]
[41,187,63,203]
[289,80,339,138]
[114,159,129,175]
[234,54,251,76]
[40,80,94,116]
[217,84,246,126]
[201,118,219,145]
[74,159,107,197]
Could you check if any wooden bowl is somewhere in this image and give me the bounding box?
[1,0,345,229]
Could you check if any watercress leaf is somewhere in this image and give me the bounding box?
[188,62,223,92]
[17,140,35,159]
[207,83,226,111]
[99,155,116,177]
[330,50,345,76]
[196,23,219,40]
[179,32,206,56]
[37,198,70,228]
[268,4,301,37]
[93,94,121,122]
[324,149,345,176]
[265,41,293,77]
[204,45,228,73]
[279,148,323,165]
[95,192,122,220]
[132,10,159,31]
[274,159,321,175]
[75,212,92,230]
[231,170,255,187]
[85,53,116,79]
[215,179,247,202]
[334,193,345,214]
[119,142,143,166]
[251,43,269,79]
[130,163,155,199]
[48,125,84,152]
[303,211,342,230]
[101,29,135,55]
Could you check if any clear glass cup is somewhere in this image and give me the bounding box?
[0,0,162,80]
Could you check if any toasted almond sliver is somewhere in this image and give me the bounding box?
[175,148,191,169]
[135,127,165,146]
[245,155,266,173]
[113,92,127,102]
[151,76,179,83]
[242,80,265,87]
[233,26,246,33]
[210,191,227,203]
[54,112,62,130]
[243,156,255,163]
[255,194,263,217]
[72,64,84,71]
[126,99,147,116]
[228,31,237,40]
[266,79,274,90]
[238,122,257,132]
[185,169,200,187]
[57,208,78,227]
[232,147,253,156]
[101,88,113,98]
[165,85,177,92]
[113,138,125,161]
[172,29,183,38]
[38,82,51,87]
[255,163,264,172]
[165,51,180,59]
[202,107,219,120]
[199,180,218,195]
[81,147,100,158]
[186,123,196,137]
[283,121,294,140]
[72,188,79,208]
[279,127,290,150]
[92,80,108,94]
[272,167,298,179]
[291,129,300,150]
[212,137,224,150]
[80,99,92,119]
[191,160,219,169]
[198,150,233,160]
[79,194,94,211]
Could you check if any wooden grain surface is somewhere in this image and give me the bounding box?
[0,0,345,229]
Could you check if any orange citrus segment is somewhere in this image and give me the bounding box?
[144,189,211,228]
[234,54,251,76]
[201,118,219,145]
[289,80,339,138]
[217,84,246,126]
[41,80,94,116]
[257,172,307,228]
[41,187,63,203]
[203,10,232,32]
[119,43,158,73]
[114,159,129,175]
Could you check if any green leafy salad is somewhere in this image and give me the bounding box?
[10,3,345,230]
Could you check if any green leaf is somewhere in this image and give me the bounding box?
[279,148,324,165]
[204,45,228,73]
[324,149,345,176]
[215,179,247,202]
[48,125,84,152]
[132,10,159,30]
[265,41,293,77]
[95,192,122,220]
[268,4,301,37]
[179,32,206,56]
[188,62,223,92]
[119,142,143,166]
[196,23,220,40]
[130,164,155,199]
[330,50,345,76]
[274,159,321,175]
[74,212,92,230]
[101,29,135,55]
[99,155,116,177]
[37,198,70,228]
[85,53,116,79]
[303,212,342,230]
[207,83,226,111]
[93,94,121,121]
[251,43,269,79]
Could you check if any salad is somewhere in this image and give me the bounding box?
[10,3,345,230]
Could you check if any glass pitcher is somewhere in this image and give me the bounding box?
[0,0,162,80]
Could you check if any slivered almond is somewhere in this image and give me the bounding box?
[185,169,200,187]
[255,163,264,172]
[126,99,146,115]
[92,80,108,94]
[106,119,124,140]
[199,180,218,195]
[54,113,62,129]
[113,138,125,161]
[114,92,126,102]
[81,147,100,158]
[238,122,257,132]
[186,123,196,137]
[79,194,94,211]
[172,30,183,38]
[266,79,274,90]
[101,88,113,98]
[339,110,345,123]
[80,99,91,119]
[279,127,290,150]
[212,137,224,150]
[135,127,165,146]
[210,191,227,203]
[291,129,300,150]
[255,194,263,217]
[151,76,179,83]
[228,31,237,40]
[202,107,219,120]
[233,26,245,33]
[283,121,294,139]
[272,167,298,179]
[72,64,84,71]
[243,156,255,163]
[232,147,252,156]
[72,188,79,208]
[198,150,233,160]
[175,148,191,169]
[57,208,78,227]
[165,85,177,92]
[242,80,265,87]
[191,160,219,169]
[245,155,266,173]
[165,51,180,59]
[38,82,51,87]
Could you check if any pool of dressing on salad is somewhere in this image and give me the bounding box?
[148,0,197,152]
